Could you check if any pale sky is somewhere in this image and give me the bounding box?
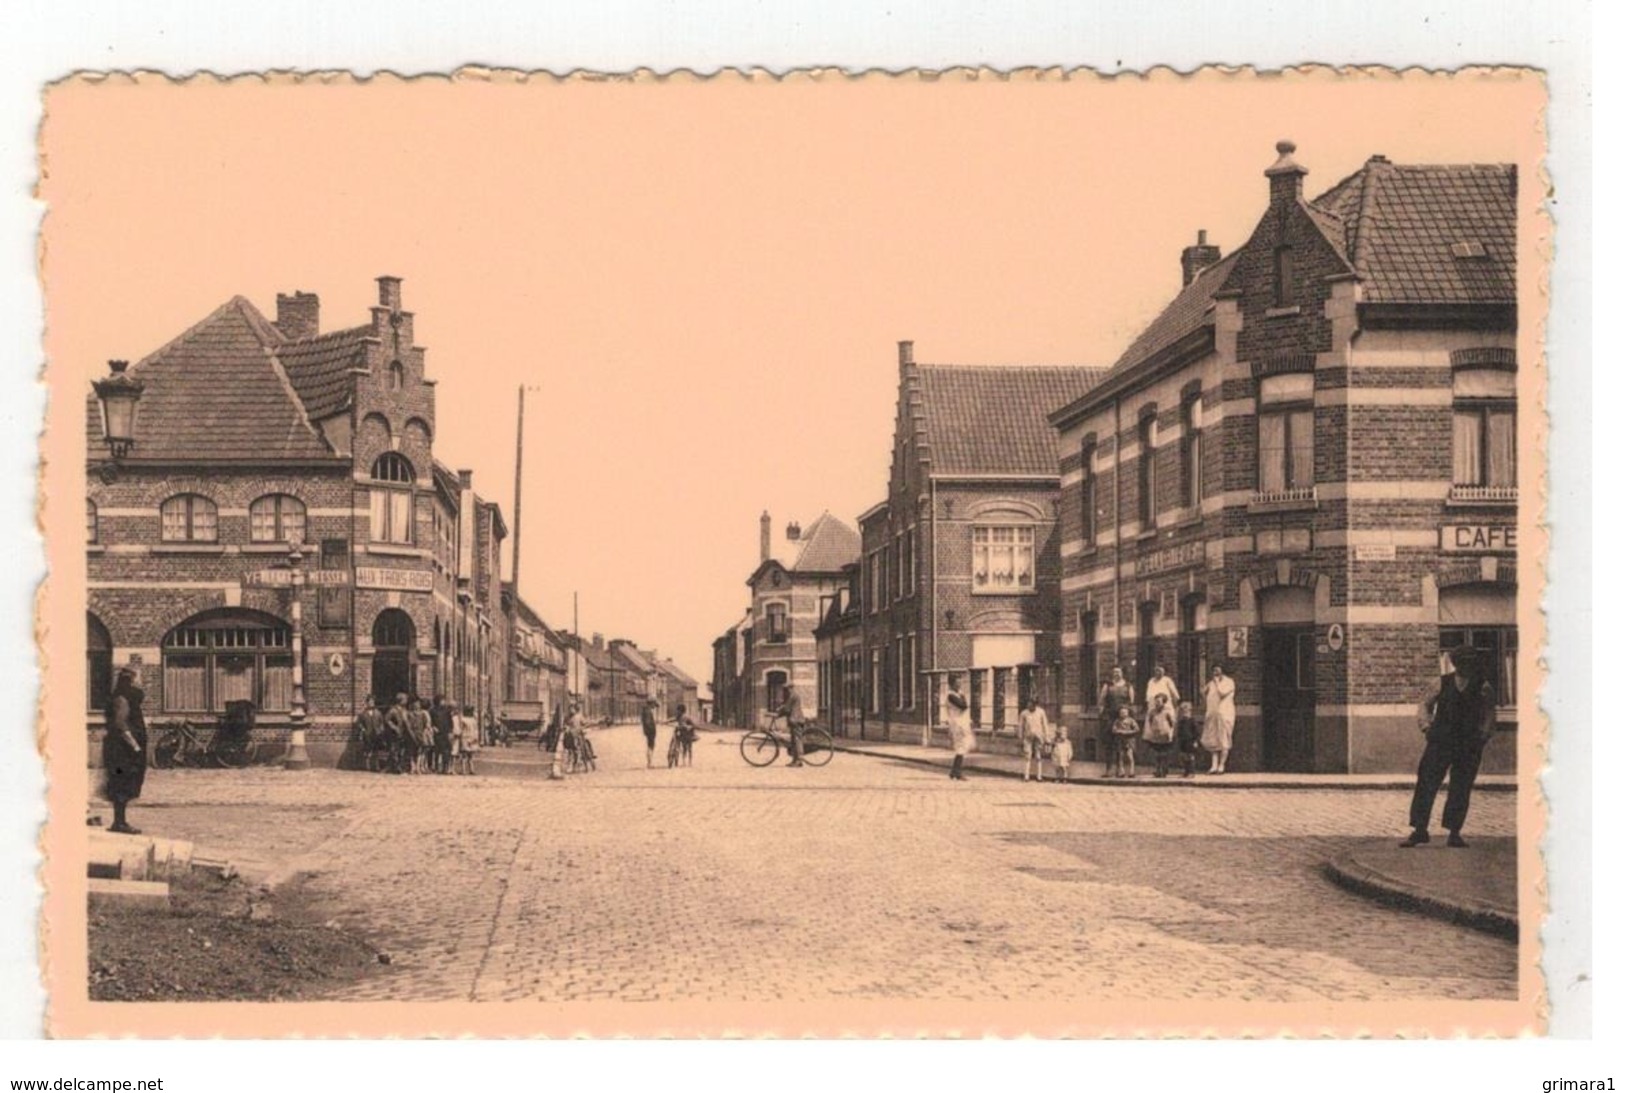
[42,70,1543,683]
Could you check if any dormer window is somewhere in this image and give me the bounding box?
[1451,240,1488,259]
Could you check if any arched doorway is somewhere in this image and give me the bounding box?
[371,609,416,704]
[87,612,112,713]
[1258,585,1316,772]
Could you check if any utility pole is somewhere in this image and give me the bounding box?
[512,385,525,594]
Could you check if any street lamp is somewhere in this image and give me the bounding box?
[282,539,312,771]
[92,360,144,479]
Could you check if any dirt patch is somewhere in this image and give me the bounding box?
[89,869,381,1002]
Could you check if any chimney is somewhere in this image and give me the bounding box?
[1180,230,1222,288]
[592,633,604,650]
[1265,139,1307,209]
[786,520,802,542]
[760,510,771,563]
[274,291,320,340]
[898,340,914,367]
[376,275,403,312]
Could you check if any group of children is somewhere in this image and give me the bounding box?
[1019,694,1203,782]
[353,694,481,776]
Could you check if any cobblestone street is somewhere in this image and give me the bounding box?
[105,725,1518,1005]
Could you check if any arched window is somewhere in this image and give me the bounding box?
[162,610,292,713]
[388,360,406,391]
[87,613,112,712]
[86,499,98,545]
[160,494,218,543]
[249,494,307,544]
[369,453,415,544]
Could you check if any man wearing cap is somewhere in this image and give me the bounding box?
[102,661,149,834]
[1402,645,1499,848]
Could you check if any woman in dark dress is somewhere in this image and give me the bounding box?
[1097,666,1134,779]
[102,664,149,834]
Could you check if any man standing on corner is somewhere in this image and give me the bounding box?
[1402,645,1498,848]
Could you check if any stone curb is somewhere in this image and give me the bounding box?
[1321,853,1518,941]
[830,742,1516,791]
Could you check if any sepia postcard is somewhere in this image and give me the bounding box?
[36,66,1549,1037]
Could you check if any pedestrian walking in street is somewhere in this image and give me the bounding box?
[1144,663,1180,716]
[102,662,149,835]
[1019,697,1053,782]
[1050,728,1073,784]
[1201,665,1237,773]
[458,705,479,775]
[1110,705,1141,778]
[430,694,455,775]
[1175,700,1201,778]
[1401,646,1498,848]
[1144,692,1177,778]
[384,693,412,774]
[353,696,384,772]
[1098,667,1134,777]
[945,674,973,781]
[641,697,660,768]
[773,689,808,768]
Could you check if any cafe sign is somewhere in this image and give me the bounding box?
[1441,525,1517,554]
[355,566,435,593]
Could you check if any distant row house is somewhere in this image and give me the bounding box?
[86,275,704,763]
[715,140,1520,774]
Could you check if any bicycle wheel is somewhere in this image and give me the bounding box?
[799,728,835,766]
[739,731,780,767]
[152,730,181,770]
[213,734,252,769]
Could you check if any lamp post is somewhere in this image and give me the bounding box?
[283,539,312,771]
[92,359,144,480]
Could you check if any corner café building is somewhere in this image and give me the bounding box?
[86,276,506,765]
[1049,143,1521,774]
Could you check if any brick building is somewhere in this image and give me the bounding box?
[709,611,752,728]
[502,583,568,733]
[858,345,1103,748]
[1048,142,1518,773]
[85,276,507,764]
[813,563,865,738]
[651,654,701,719]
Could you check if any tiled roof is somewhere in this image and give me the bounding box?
[788,512,861,573]
[655,658,699,688]
[1104,252,1242,375]
[86,296,335,463]
[916,365,1106,475]
[276,324,372,420]
[1312,161,1515,305]
[612,643,657,674]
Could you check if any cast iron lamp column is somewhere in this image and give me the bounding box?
[283,540,312,771]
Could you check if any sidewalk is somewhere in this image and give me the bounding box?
[1323,837,1518,939]
[830,736,1518,792]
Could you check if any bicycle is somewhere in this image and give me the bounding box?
[667,719,696,768]
[740,716,833,768]
[151,717,254,769]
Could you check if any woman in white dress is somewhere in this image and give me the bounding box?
[945,674,974,781]
[1200,665,1237,773]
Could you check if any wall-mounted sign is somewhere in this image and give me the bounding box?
[1132,540,1206,579]
[1327,623,1345,651]
[243,568,350,588]
[1441,525,1516,553]
[327,652,346,676]
[356,566,435,593]
[1227,626,1249,659]
[1353,544,1397,562]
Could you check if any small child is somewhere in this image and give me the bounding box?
[1175,700,1201,778]
[458,705,479,775]
[1110,706,1141,778]
[1050,729,1073,784]
[1143,693,1177,778]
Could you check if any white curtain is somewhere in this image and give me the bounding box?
[1487,410,1516,487]
[1258,413,1287,492]
[1453,411,1483,485]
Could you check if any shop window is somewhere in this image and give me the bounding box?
[1257,373,1315,496]
[1452,368,1516,500]
[972,525,1035,593]
[1137,413,1158,529]
[160,493,218,543]
[1079,612,1099,710]
[162,611,293,714]
[1078,442,1097,546]
[249,494,307,544]
[87,613,112,713]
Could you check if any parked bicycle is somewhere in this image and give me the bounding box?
[151,701,257,769]
[740,716,833,768]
